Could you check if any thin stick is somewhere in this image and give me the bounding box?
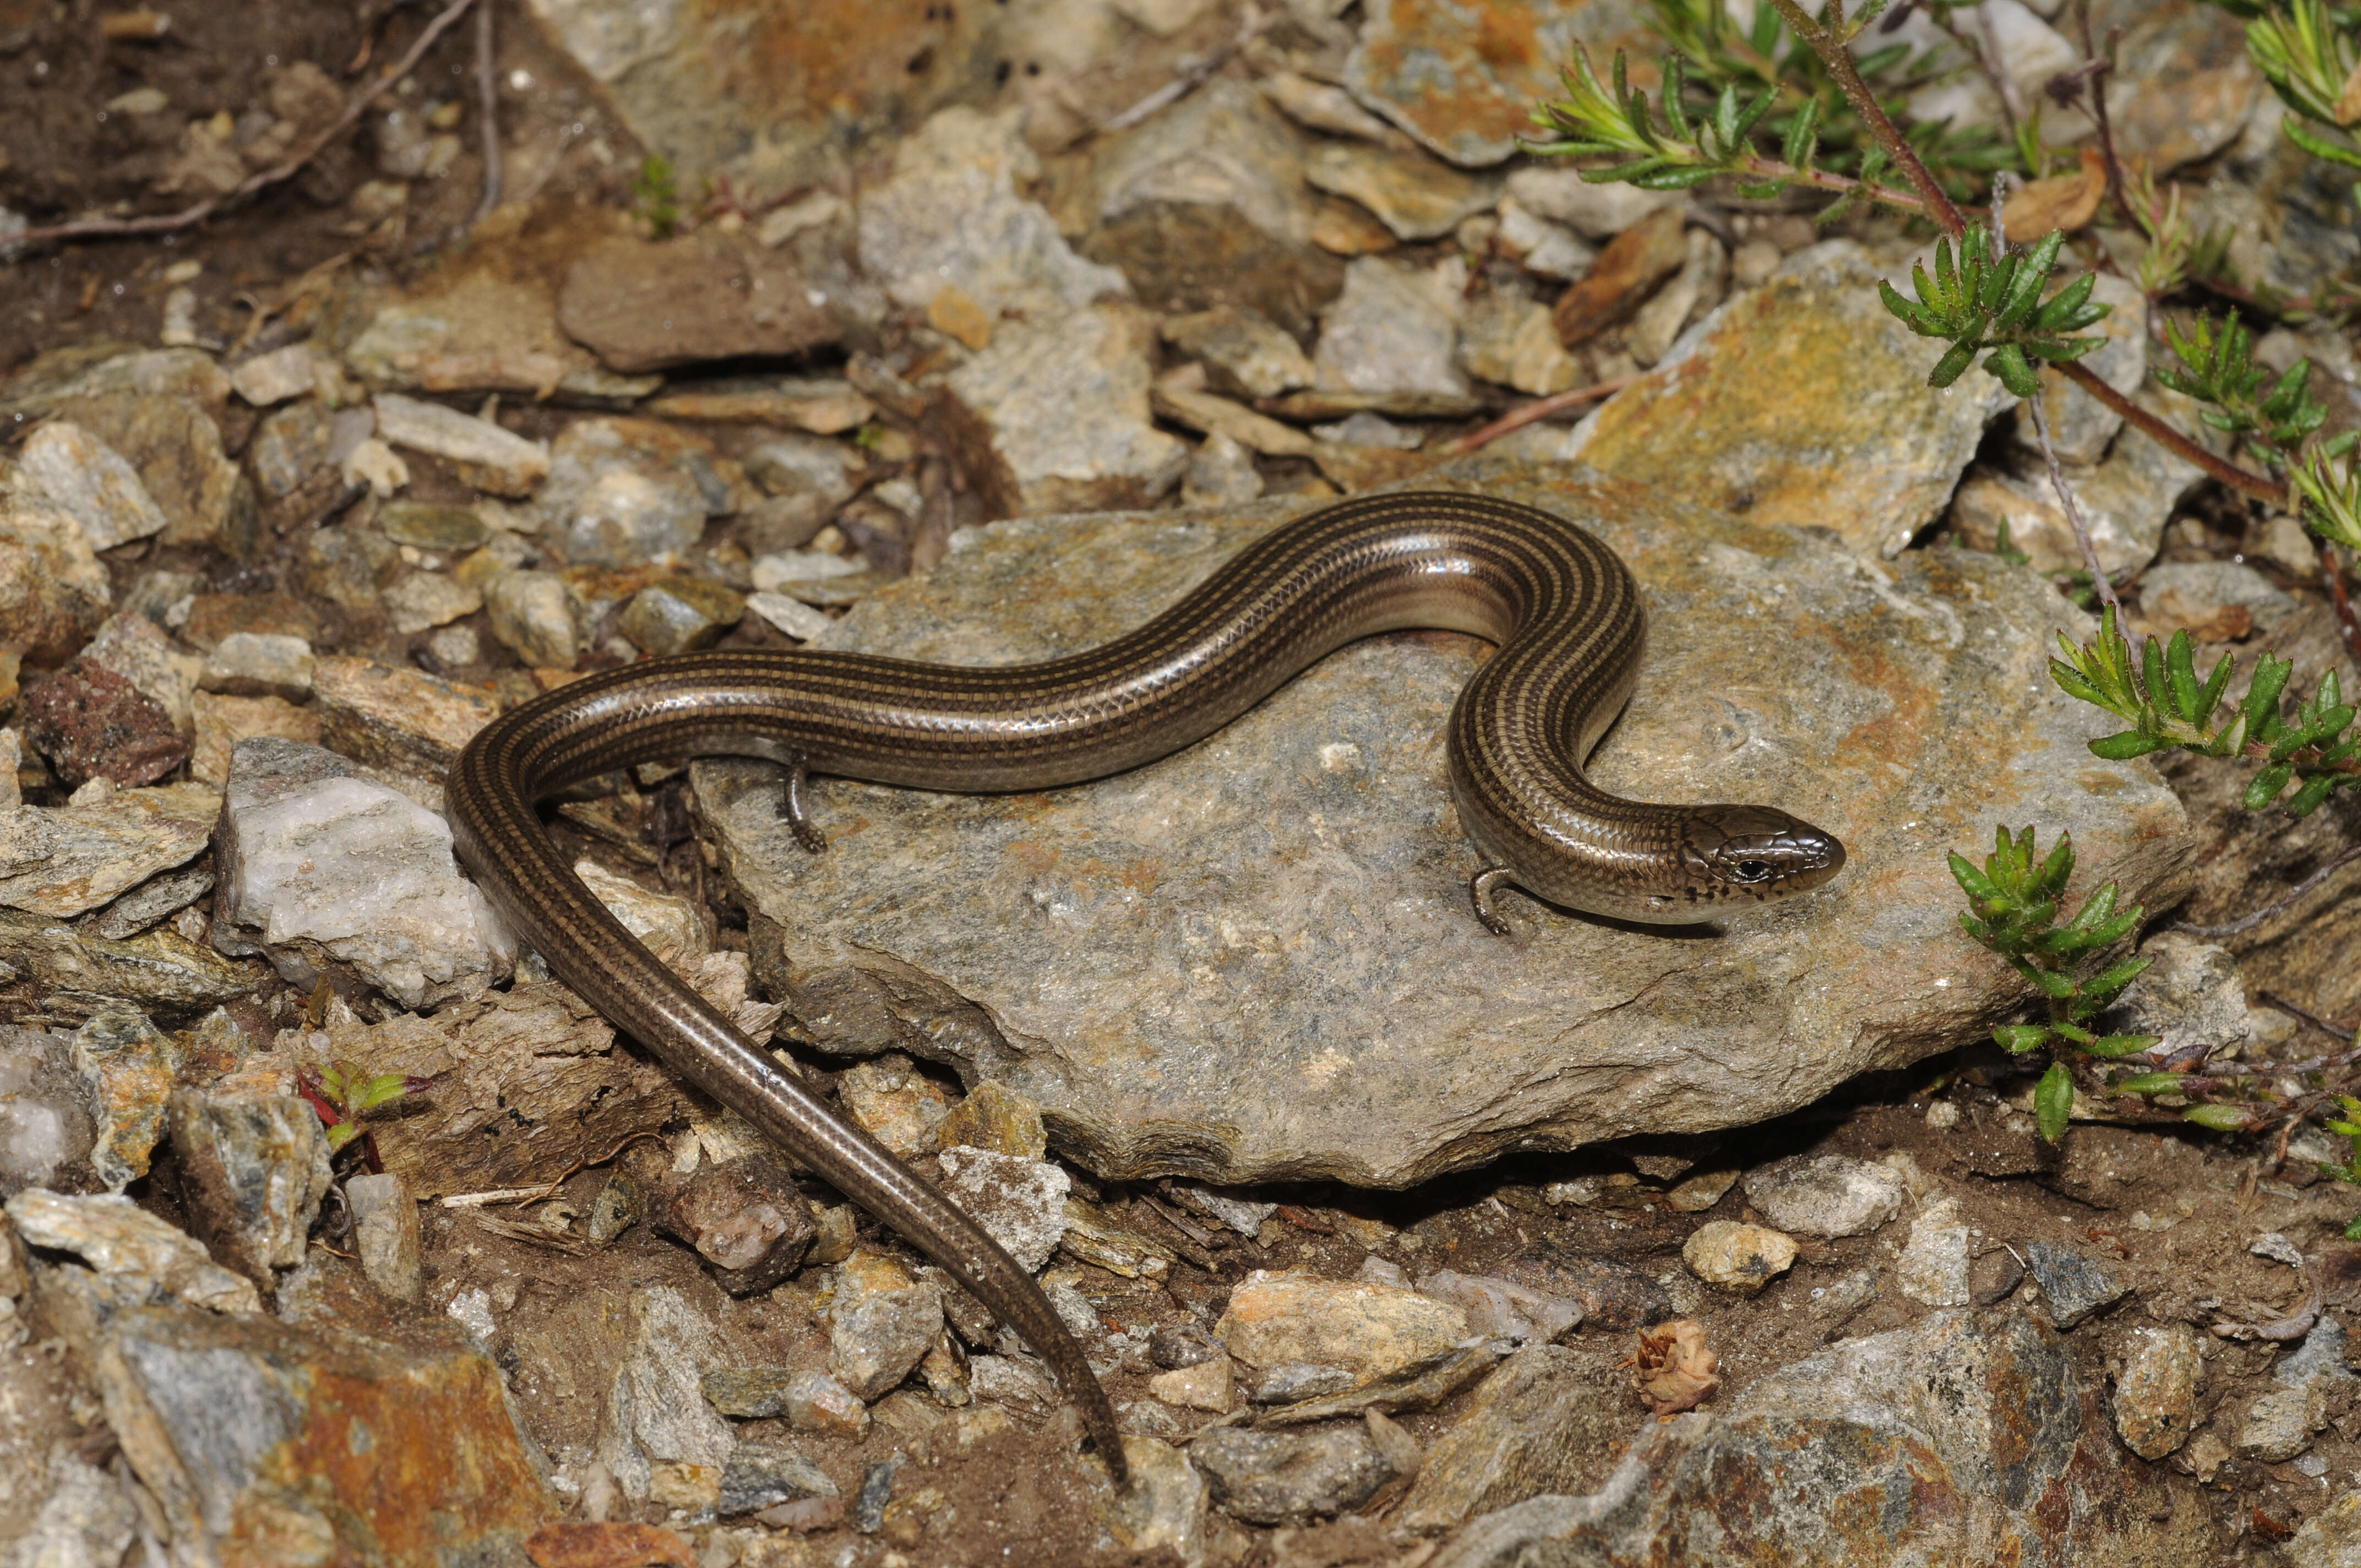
[1444,375,1639,456]
[2258,990,2360,1043]
[2071,3,2128,220]
[469,0,502,230]
[2173,844,2361,939]
[2026,361,2123,617]
[6,0,481,252]
[1966,3,2027,144]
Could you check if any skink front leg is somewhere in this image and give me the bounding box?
[783,760,826,853]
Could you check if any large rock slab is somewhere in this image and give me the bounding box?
[1430,1310,2216,1566]
[697,458,2190,1187]
[1566,241,2014,560]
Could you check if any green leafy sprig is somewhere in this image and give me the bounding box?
[1878,225,2110,397]
[2051,609,2360,815]
[2291,437,2361,551]
[2228,0,2361,169]
[631,154,684,239]
[2152,311,2327,467]
[298,1059,436,1166]
[1948,825,2156,1143]
[1525,46,1936,220]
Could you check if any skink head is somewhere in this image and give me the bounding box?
[1682,805,1847,905]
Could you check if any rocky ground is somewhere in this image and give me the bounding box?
[1,0,2358,1565]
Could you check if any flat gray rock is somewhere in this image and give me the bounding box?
[698,458,2191,1187]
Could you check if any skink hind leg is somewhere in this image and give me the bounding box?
[783,761,826,853]
[1471,865,1517,936]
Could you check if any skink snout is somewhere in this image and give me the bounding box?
[1688,805,1847,901]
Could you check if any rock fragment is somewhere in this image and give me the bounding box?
[11,420,170,551]
[4,1187,259,1312]
[600,1286,738,1501]
[938,1082,1048,1159]
[372,392,550,497]
[1346,0,1653,167]
[1741,1153,1905,1238]
[2023,1240,2129,1329]
[346,1169,423,1304]
[20,663,187,788]
[1568,241,2015,559]
[199,632,315,702]
[165,1088,333,1290]
[0,498,112,665]
[941,306,1188,517]
[654,1155,815,1295]
[212,738,513,1008]
[1896,1199,1973,1308]
[718,1444,839,1518]
[383,571,484,635]
[937,1146,1071,1272]
[309,655,499,781]
[1305,143,1498,242]
[1071,83,1331,337]
[226,343,318,407]
[537,417,734,567]
[1416,1270,1581,1343]
[89,1297,553,1557]
[43,391,247,551]
[0,780,215,917]
[829,1250,945,1401]
[189,690,320,786]
[1313,257,1468,399]
[1551,206,1689,349]
[2113,1324,2203,1460]
[558,233,839,374]
[619,578,746,656]
[1682,1221,1798,1293]
[1190,1420,1407,1525]
[1216,1268,1467,1391]
[2239,1382,2330,1463]
[1162,308,1315,399]
[484,570,580,668]
[1397,1344,1632,1533]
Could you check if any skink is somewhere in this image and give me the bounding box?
[448,491,1847,1483]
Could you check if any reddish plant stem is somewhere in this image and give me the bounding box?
[1444,375,1640,455]
[1766,0,2288,513]
[2320,537,2361,668]
[1763,0,1968,236]
[2058,361,2285,503]
[4,0,481,252]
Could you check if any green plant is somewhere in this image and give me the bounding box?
[2152,310,2329,470]
[1879,225,2111,396]
[298,1059,434,1167]
[2213,0,2361,169]
[631,153,683,239]
[2050,609,2360,814]
[2292,436,2361,551]
[1947,825,2157,1142]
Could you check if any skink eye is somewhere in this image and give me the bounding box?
[1733,858,1772,883]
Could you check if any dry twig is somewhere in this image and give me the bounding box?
[6,0,482,253]
[1444,375,1640,456]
